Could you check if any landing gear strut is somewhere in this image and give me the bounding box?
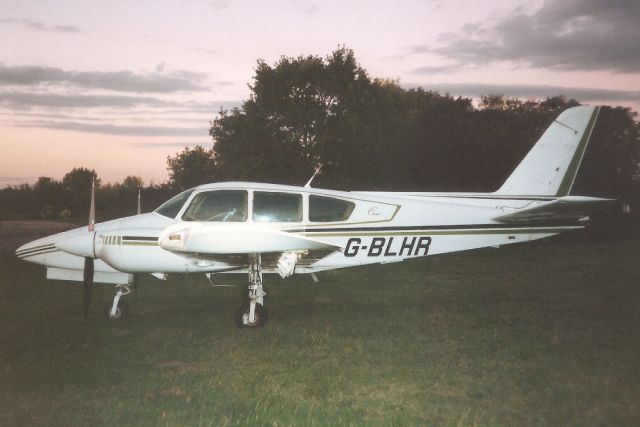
[103,284,130,320]
[235,254,268,328]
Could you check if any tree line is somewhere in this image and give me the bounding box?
[1,47,639,221]
[0,168,174,220]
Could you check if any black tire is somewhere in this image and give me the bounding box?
[235,302,267,328]
[103,300,128,320]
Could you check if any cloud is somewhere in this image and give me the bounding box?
[15,120,209,137]
[0,18,80,33]
[130,141,207,148]
[402,82,640,103]
[419,0,640,73]
[0,64,209,92]
[0,91,170,110]
[0,90,239,112]
[210,0,231,10]
[411,64,463,75]
[302,4,319,15]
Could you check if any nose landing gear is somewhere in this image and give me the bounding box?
[235,254,268,328]
[103,284,130,320]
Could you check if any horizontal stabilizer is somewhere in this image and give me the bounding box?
[158,223,340,255]
[493,196,615,224]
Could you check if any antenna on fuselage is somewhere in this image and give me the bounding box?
[304,164,323,188]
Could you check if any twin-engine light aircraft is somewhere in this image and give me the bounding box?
[16,106,612,328]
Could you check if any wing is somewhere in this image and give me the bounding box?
[158,223,340,255]
[493,196,615,224]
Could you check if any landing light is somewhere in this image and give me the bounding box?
[159,228,190,250]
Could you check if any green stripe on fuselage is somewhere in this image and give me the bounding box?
[300,226,581,237]
[121,241,157,246]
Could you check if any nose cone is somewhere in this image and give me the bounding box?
[15,240,57,259]
[56,231,96,258]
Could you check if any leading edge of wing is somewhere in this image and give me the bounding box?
[158,223,341,255]
[492,196,616,224]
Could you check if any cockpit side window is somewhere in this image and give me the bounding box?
[309,195,355,222]
[155,189,194,218]
[253,192,302,222]
[182,190,248,222]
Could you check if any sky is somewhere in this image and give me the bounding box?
[1,0,639,187]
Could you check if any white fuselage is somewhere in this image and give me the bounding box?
[16,182,581,284]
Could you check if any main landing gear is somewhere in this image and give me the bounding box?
[235,254,268,328]
[103,284,130,320]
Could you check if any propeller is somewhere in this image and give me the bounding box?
[83,255,94,318]
[83,179,96,318]
[129,187,142,293]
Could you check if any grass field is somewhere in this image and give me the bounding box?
[1,230,639,426]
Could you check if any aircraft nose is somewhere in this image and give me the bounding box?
[15,240,57,259]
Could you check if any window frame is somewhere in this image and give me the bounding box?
[180,189,249,222]
[252,190,303,223]
[154,189,195,219]
[308,194,356,223]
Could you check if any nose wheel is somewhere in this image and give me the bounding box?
[235,301,267,328]
[104,284,130,320]
[236,254,268,328]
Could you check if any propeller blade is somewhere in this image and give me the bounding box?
[83,179,96,318]
[88,179,96,231]
[83,256,94,318]
[129,273,139,294]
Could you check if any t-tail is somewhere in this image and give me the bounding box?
[494,106,600,198]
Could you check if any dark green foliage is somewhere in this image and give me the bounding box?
[61,167,99,217]
[573,107,640,206]
[0,174,178,221]
[166,146,217,191]
[210,47,373,186]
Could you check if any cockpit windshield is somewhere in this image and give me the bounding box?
[182,190,248,222]
[154,189,194,218]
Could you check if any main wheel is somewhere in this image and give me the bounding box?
[103,300,128,320]
[235,302,267,328]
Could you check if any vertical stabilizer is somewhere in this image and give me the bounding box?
[495,106,600,197]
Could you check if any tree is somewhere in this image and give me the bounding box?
[166,146,216,190]
[121,176,143,189]
[62,168,99,193]
[33,177,64,218]
[62,168,99,217]
[574,106,640,205]
[210,47,376,187]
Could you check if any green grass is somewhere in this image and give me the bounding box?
[1,234,639,426]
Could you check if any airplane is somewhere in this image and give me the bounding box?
[16,105,613,328]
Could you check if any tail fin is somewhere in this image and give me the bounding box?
[495,106,600,197]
